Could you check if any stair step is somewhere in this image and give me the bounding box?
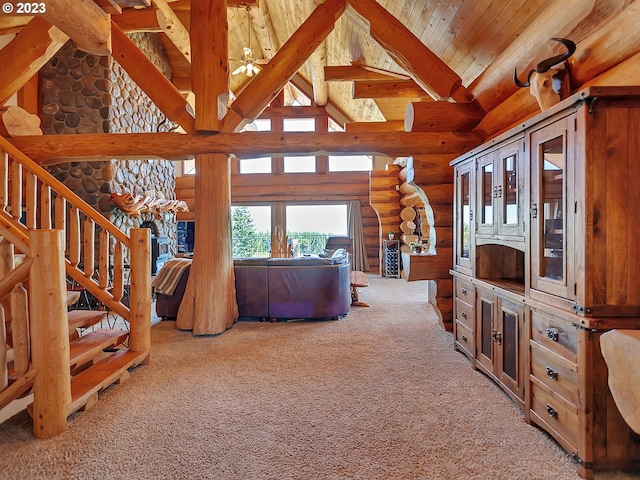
[69,329,129,370]
[68,310,107,335]
[66,290,81,307]
[68,349,148,415]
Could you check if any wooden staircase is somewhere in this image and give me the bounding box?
[0,135,152,438]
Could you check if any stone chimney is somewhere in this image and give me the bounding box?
[40,33,180,254]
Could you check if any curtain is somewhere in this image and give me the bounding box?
[348,200,370,272]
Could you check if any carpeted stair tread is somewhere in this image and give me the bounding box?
[69,329,129,369]
[68,349,148,414]
[67,310,108,334]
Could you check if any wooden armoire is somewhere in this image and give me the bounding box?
[450,86,640,479]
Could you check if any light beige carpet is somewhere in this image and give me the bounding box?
[1,275,639,480]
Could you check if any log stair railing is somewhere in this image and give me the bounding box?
[0,135,151,438]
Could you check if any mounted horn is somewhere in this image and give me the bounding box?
[514,68,535,88]
[535,38,576,73]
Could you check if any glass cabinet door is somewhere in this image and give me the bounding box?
[498,141,524,237]
[530,116,575,299]
[454,161,474,273]
[477,152,495,235]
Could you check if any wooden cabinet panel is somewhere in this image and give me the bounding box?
[454,320,474,361]
[453,276,475,362]
[530,310,578,364]
[530,379,579,450]
[455,298,474,330]
[530,340,578,406]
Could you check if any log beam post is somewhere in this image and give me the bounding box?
[153,0,192,64]
[111,21,196,134]
[405,102,484,133]
[29,229,70,438]
[39,0,111,55]
[128,228,151,362]
[0,17,68,106]
[177,0,239,335]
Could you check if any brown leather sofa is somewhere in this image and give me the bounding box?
[155,250,350,321]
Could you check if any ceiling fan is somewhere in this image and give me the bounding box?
[231,7,267,77]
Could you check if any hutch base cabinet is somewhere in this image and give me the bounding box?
[451,87,640,479]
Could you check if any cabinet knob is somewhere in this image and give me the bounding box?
[531,203,538,219]
[546,404,558,419]
[546,367,558,380]
[545,327,559,342]
[461,312,467,319]
[461,335,467,343]
[461,288,467,295]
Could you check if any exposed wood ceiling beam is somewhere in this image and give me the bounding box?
[345,120,405,132]
[222,0,346,132]
[190,0,227,131]
[250,0,277,60]
[345,0,469,102]
[111,20,196,133]
[0,17,32,36]
[404,102,484,133]
[94,0,123,15]
[39,0,111,55]
[0,17,68,106]
[169,0,260,9]
[153,0,191,63]
[113,0,151,6]
[308,42,328,106]
[324,65,410,82]
[352,80,430,99]
[468,0,624,113]
[10,131,483,162]
[289,73,351,126]
[113,8,162,33]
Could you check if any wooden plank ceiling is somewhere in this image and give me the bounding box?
[0,0,552,124]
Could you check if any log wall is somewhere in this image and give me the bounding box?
[175,170,383,271]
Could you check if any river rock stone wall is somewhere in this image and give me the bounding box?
[41,34,178,257]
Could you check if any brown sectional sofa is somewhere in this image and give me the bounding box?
[155,250,351,321]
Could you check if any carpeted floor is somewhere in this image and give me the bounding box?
[1,275,639,479]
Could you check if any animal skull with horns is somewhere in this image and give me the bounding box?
[514,38,576,111]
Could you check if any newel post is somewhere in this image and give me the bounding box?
[30,229,70,438]
[128,228,151,364]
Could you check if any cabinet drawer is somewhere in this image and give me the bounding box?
[455,320,474,359]
[530,380,578,451]
[455,298,474,330]
[455,278,474,306]
[530,341,578,406]
[530,311,577,363]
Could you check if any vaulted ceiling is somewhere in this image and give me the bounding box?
[1,0,638,138]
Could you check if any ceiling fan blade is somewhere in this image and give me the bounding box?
[232,64,246,75]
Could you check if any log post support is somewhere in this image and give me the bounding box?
[29,229,70,439]
[128,228,151,363]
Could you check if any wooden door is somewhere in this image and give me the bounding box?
[476,288,495,374]
[496,298,525,402]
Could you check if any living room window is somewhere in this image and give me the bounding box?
[286,204,347,256]
[239,119,272,174]
[231,205,271,257]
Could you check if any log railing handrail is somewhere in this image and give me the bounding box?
[0,134,137,318]
[0,136,129,246]
[0,255,32,301]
